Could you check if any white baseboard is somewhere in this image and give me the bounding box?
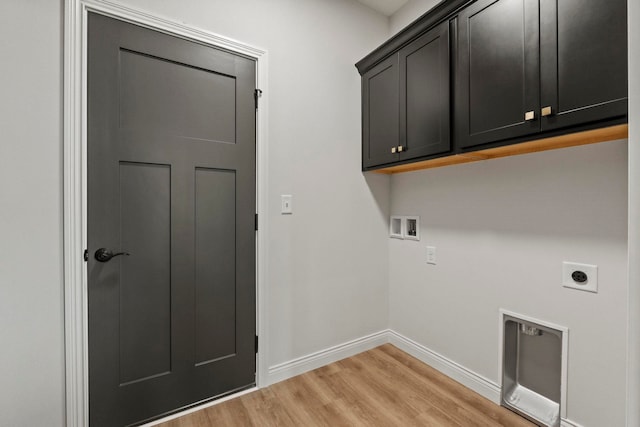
[266,330,389,385]
[387,330,502,404]
[561,419,585,427]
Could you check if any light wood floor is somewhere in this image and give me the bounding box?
[157,344,534,426]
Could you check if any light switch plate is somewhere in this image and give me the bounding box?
[562,261,598,293]
[426,246,436,265]
[281,195,293,214]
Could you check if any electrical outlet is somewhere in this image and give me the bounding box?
[562,261,597,293]
[426,246,436,265]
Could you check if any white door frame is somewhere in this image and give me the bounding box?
[63,1,269,425]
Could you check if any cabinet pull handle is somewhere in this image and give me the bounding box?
[541,106,553,117]
[524,111,535,121]
[398,145,404,152]
[391,147,397,154]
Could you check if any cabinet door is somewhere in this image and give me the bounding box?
[539,0,627,131]
[362,54,399,169]
[455,0,540,148]
[399,21,451,161]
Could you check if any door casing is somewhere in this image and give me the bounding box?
[63,1,269,426]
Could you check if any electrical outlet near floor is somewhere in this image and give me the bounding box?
[562,261,598,293]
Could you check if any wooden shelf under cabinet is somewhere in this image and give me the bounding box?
[372,124,628,175]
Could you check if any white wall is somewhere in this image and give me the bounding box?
[0,0,391,425]
[0,1,65,426]
[390,0,440,34]
[388,142,628,425]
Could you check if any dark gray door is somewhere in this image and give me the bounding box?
[87,14,256,426]
[455,0,540,148]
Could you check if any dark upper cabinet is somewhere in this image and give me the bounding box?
[455,0,540,148]
[357,0,627,171]
[362,21,451,169]
[362,54,399,169]
[539,0,627,131]
[456,0,627,149]
[399,21,451,162]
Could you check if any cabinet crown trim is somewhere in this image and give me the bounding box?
[355,0,468,75]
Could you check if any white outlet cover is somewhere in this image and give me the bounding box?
[562,261,598,293]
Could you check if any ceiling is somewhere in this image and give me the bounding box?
[357,0,409,16]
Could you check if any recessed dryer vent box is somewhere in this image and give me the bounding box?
[501,312,568,427]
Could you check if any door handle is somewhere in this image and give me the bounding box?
[94,248,130,262]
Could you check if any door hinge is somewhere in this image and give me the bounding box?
[254,89,262,109]
[255,335,259,354]
[83,249,88,262]
[255,213,259,231]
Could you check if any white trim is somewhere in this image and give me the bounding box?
[628,1,640,426]
[561,418,585,427]
[498,309,569,420]
[255,62,269,389]
[63,1,269,426]
[266,331,389,385]
[141,387,258,427]
[387,330,501,402]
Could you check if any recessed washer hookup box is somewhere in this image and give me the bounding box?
[502,315,563,427]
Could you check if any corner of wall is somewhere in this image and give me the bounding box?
[627,0,640,424]
[389,0,441,35]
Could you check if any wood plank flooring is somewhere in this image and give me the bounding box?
[156,344,534,427]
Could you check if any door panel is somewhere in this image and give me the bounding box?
[540,0,627,130]
[399,20,450,161]
[456,0,540,148]
[119,50,237,142]
[362,54,399,168]
[88,13,256,426]
[119,162,172,385]
[195,168,237,365]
